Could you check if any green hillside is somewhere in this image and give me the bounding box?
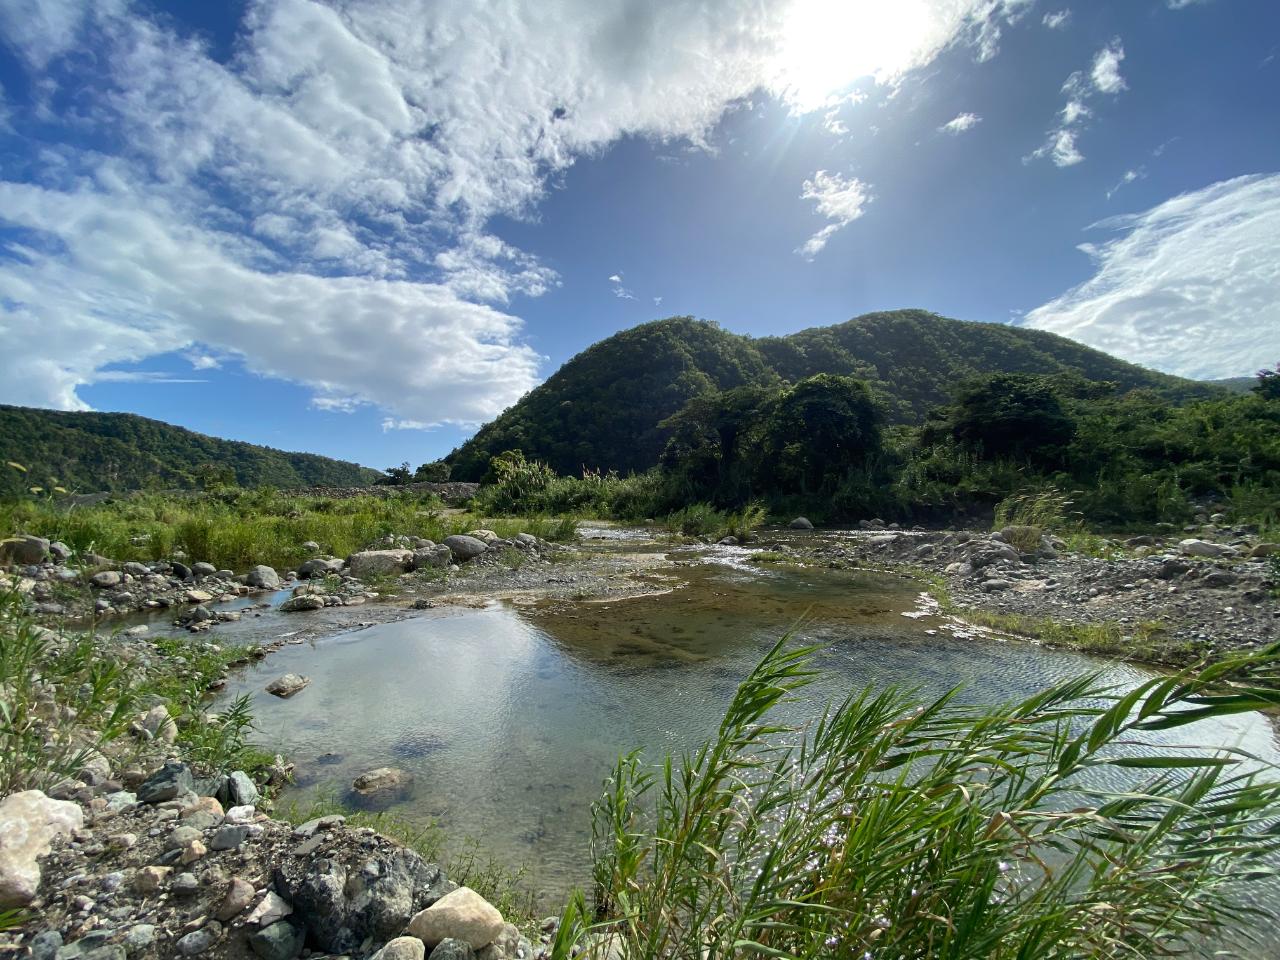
[0,405,379,497]
[447,310,1218,479]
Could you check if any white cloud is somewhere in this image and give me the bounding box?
[1024,174,1280,379]
[1106,167,1146,200]
[1027,38,1126,167]
[797,170,872,258]
[0,0,1035,422]
[653,296,664,306]
[1167,0,1212,8]
[1090,39,1127,95]
[1042,9,1071,29]
[607,274,622,283]
[939,112,982,135]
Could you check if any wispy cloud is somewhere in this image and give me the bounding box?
[1026,38,1127,167]
[1042,9,1072,30]
[92,370,207,385]
[1025,174,1280,379]
[796,171,872,259]
[939,112,982,135]
[1106,167,1146,200]
[0,0,1041,421]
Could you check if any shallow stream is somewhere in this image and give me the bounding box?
[213,544,1280,916]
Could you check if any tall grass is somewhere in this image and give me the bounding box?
[557,638,1280,959]
[662,502,767,542]
[0,489,576,571]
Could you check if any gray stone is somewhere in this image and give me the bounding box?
[280,594,324,612]
[1199,570,1239,589]
[429,939,477,960]
[137,762,194,804]
[245,890,293,927]
[176,921,221,956]
[191,562,217,577]
[246,565,281,589]
[227,770,259,807]
[48,541,72,563]
[215,877,255,921]
[787,517,814,530]
[0,535,49,566]
[301,541,321,552]
[274,845,454,954]
[347,549,414,578]
[374,937,427,960]
[411,545,453,570]
[170,560,192,580]
[407,887,504,949]
[248,921,305,960]
[210,824,250,851]
[90,571,123,589]
[297,557,344,579]
[172,872,199,896]
[121,924,155,955]
[442,535,487,562]
[1156,558,1191,580]
[265,674,310,698]
[122,561,150,577]
[352,767,412,794]
[29,930,62,960]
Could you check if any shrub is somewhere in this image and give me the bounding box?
[558,639,1280,959]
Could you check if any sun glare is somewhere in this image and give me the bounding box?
[775,0,943,110]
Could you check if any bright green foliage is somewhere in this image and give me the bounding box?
[0,404,378,498]
[447,311,1209,480]
[559,639,1280,959]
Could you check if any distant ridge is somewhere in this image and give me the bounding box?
[0,404,379,497]
[447,309,1219,479]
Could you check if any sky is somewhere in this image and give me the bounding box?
[0,0,1276,470]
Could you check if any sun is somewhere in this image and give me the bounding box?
[774,0,941,110]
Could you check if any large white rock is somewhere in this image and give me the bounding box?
[346,550,414,578]
[0,790,84,907]
[406,886,504,949]
[1179,539,1239,558]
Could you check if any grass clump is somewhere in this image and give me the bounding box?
[556,638,1280,959]
[662,502,766,542]
[961,609,1194,666]
[0,590,267,793]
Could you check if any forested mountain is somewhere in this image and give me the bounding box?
[0,405,379,497]
[447,310,1218,479]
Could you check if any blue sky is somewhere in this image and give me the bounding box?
[0,0,1276,471]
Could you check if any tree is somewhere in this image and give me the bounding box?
[1254,363,1280,401]
[375,462,412,486]
[414,461,451,483]
[944,374,1076,465]
[759,374,884,496]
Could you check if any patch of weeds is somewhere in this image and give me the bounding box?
[963,610,1195,665]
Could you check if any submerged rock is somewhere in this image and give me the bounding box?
[265,674,311,698]
[352,767,413,794]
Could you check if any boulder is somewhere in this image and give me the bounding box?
[48,540,72,563]
[465,529,500,544]
[247,565,282,589]
[1155,557,1192,580]
[352,767,413,794]
[170,560,192,580]
[411,545,454,570]
[442,535,487,562]
[176,922,222,956]
[191,561,217,577]
[1179,539,1238,558]
[0,535,50,566]
[0,790,84,907]
[280,595,324,612]
[90,570,124,589]
[122,561,150,577]
[297,557,344,579]
[274,844,453,953]
[1248,542,1280,559]
[788,517,814,530]
[245,890,293,926]
[226,770,260,807]
[266,674,310,698]
[347,550,414,578]
[407,887,504,949]
[373,936,427,960]
[140,704,178,743]
[137,761,194,804]
[301,541,321,553]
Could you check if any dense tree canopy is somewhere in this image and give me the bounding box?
[447,310,1218,480]
[0,405,378,498]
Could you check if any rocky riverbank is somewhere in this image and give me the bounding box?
[764,518,1280,662]
[0,765,555,960]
